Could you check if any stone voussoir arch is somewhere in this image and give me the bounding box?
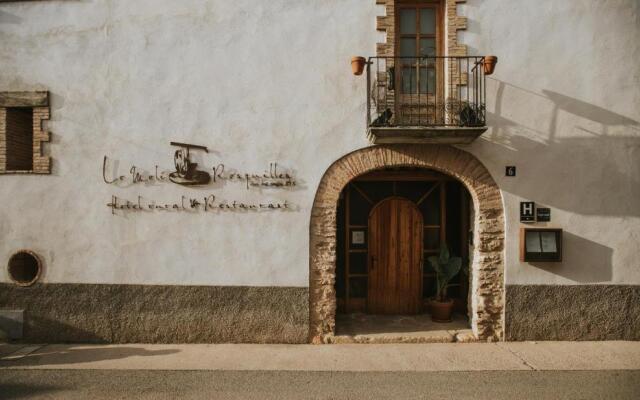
[309,144,504,343]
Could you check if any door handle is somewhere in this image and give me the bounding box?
[370,255,376,270]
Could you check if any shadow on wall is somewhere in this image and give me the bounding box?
[481,79,640,217]
[0,384,65,400]
[0,11,23,25]
[529,231,613,283]
[0,344,179,368]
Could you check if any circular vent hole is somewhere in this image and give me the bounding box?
[8,251,41,286]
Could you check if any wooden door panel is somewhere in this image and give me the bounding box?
[368,197,423,314]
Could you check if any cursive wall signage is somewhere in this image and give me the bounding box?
[104,142,298,215]
[103,162,296,190]
[107,195,289,215]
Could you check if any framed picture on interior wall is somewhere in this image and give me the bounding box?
[350,229,366,249]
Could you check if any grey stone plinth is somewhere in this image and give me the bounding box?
[0,309,24,339]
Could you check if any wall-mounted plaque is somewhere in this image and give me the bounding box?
[506,166,516,177]
[520,201,535,223]
[351,230,365,245]
[520,228,562,262]
[537,207,551,222]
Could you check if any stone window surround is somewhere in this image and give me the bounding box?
[375,0,470,117]
[309,145,505,343]
[375,0,469,59]
[0,91,51,174]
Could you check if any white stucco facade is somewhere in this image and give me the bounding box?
[1,0,638,288]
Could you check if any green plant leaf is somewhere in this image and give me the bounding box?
[438,245,450,265]
[442,257,462,284]
[427,256,439,271]
[431,244,463,300]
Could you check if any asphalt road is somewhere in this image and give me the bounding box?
[1,370,639,400]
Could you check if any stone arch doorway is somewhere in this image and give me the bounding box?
[309,145,504,343]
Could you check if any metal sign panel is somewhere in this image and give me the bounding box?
[520,201,535,222]
[536,207,551,222]
[506,166,516,177]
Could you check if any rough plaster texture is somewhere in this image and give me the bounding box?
[505,285,640,341]
[0,0,376,287]
[0,0,638,340]
[458,0,640,285]
[0,283,308,343]
[309,145,504,343]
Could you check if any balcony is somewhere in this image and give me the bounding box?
[365,56,490,144]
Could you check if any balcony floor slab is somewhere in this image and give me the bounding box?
[368,126,487,144]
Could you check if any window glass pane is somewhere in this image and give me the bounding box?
[424,256,436,273]
[423,277,436,298]
[420,8,436,34]
[396,181,435,203]
[349,252,368,274]
[419,186,441,225]
[401,67,417,94]
[424,228,440,250]
[353,182,394,204]
[400,38,416,58]
[446,284,460,298]
[428,68,436,94]
[400,9,416,34]
[348,185,372,225]
[419,67,436,94]
[419,38,436,58]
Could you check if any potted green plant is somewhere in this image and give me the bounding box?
[428,245,462,322]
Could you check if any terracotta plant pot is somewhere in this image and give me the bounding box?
[429,298,454,322]
[483,55,498,75]
[351,56,367,76]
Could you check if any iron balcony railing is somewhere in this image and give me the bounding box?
[366,56,487,128]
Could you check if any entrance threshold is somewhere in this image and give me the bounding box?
[332,313,476,344]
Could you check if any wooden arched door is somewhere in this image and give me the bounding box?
[368,197,423,314]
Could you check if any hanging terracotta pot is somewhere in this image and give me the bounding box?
[351,56,367,76]
[483,56,498,75]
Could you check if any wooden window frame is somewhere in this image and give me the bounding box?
[393,1,445,125]
[395,2,444,95]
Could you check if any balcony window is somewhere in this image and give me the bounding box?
[362,1,490,144]
[398,5,438,95]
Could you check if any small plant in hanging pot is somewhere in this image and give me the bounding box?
[351,56,367,76]
[428,245,462,322]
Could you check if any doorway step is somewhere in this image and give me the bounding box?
[332,313,476,344]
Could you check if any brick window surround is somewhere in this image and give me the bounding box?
[309,145,505,343]
[375,0,470,116]
[0,91,51,174]
[376,0,468,59]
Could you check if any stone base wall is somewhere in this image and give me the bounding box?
[506,285,640,341]
[0,283,309,343]
[4,283,638,343]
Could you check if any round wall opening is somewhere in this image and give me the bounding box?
[8,250,42,286]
